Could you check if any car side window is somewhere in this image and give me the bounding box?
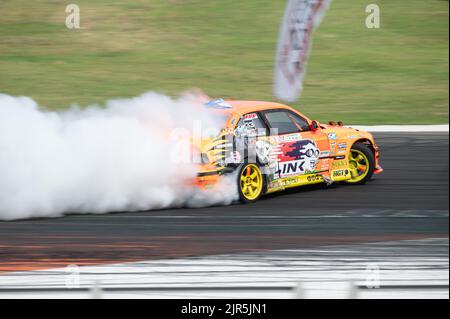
[263,110,308,135]
[287,111,310,132]
[235,112,267,137]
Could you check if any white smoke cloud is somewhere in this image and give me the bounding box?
[0,92,238,220]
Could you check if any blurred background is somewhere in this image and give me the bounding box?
[0,0,448,124]
[0,1,448,299]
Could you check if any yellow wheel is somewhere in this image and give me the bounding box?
[238,163,264,203]
[346,142,375,184]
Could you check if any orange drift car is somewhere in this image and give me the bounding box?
[194,99,383,203]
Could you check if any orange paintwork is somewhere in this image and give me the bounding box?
[194,100,383,190]
[191,172,222,190]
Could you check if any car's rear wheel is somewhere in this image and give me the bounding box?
[345,142,375,184]
[238,163,264,203]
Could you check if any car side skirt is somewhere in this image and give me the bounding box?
[265,169,351,194]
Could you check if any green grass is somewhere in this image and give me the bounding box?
[0,0,448,124]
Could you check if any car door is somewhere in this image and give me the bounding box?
[261,109,332,179]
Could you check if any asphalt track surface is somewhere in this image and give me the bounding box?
[0,133,448,272]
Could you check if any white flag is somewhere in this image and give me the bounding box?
[274,0,331,102]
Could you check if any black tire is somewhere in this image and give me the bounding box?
[345,142,375,185]
[237,162,266,203]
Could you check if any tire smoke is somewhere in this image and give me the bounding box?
[0,92,237,220]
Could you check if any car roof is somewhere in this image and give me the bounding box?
[204,99,309,128]
[222,100,293,115]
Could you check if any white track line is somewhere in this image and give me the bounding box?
[351,125,449,132]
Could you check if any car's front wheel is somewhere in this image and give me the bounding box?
[238,163,264,203]
[345,142,375,184]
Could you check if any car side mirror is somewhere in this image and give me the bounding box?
[310,120,319,131]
